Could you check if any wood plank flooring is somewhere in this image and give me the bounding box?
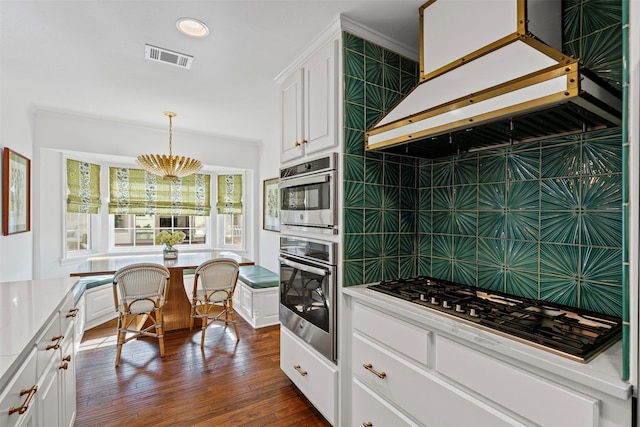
[75,318,331,427]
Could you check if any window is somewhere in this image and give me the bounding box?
[113,214,207,247]
[66,212,90,251]
[217,174,243,248]
[65,159,101,254]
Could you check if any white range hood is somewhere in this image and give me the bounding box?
[366,0,622,158]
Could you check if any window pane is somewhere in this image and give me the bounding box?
[112,214,208,248]
[66,212,90,252]
[223,214,242,246]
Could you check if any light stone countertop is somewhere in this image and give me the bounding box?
[0,277,78,389]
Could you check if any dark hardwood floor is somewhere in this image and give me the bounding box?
[75,317,331,427]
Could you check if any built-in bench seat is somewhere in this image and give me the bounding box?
[234,265,280,329]
[73,275,113,305]
[74,275,117,332]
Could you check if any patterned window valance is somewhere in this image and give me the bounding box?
[67,159,101,214]
[108,168,211,216]
[216,174,243,214]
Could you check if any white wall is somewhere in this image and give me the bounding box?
[0,94,34,282]
[32,110,261,279]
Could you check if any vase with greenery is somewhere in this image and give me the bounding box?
[156,230,186,260]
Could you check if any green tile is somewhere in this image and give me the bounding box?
[582,136,622,175]
[505,240,538,272]
[454,185,476,210]
[540,274,578,307]
[343,260,364,286]
[345,128,365,155]
[384,161,400,186]
[506,148,540,181]
[400,56,417,74]
[343,32,364,54]
[365,209,383,233]
[365,82,384,110]
[432,211,452,234]
[344,49,365,80]
[478,153,506,183]
[364,233,382,258]
[419,234,431,257]
[400,71,417,94]
[383,233,399,257]
[505,211,539,241]
[432,234,453,259]
[454,236,476,263]
[344,208,364,234]
[540,178,580,210]
[453,211,477,236]
[399,234,416,256]
[383,257,399,280]
[478,183,506,210]
[507,181,539,210]
[364,183,383,208]
[382,186,400,210]
[418,256,431,276]
[400,188,417,210]
[505,270,538,299]
[345,101,365,131]
[477,238,504,267]
[581,247,621,285]
[344,233,364,260]
[580,25,622,87]
[432,187,453,210]
[454,157,478,185]
[419,211,432,234]
[383,64,400,92]
[344,154,365,182]
[432,160,453,186]
[477,265,504,292]
[365,157,383,184]
[365,41,384,61]
[383,209,399,233]
[344,181,365,208]
[579,282,621,316]
[539,244,579,279]
[454,261,477,287]
[365,57,384,86]
[366,107,384,129]
[432,257,453,282]
[540,211,579,244]
[365,259,383,284]
[399,256,416,278]
[383,49,401,69]
[541,144,580,178]
[384,90,402,112]
[400,164,416,188]
[477,211,505,238]
[581,211,622,247]
[345,75,365,105]
[581,174,621,210]
[419,188,431,210]
[419,163,432,188]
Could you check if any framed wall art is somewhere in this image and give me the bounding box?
[3,147,31,235]
[263,177,280,232]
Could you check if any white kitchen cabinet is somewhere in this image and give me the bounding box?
[279,38,338,163]
[342,287,633,427]
[83,284,116,330]
[233,280,279,329]
[280,327,338,425]
[0,349,38,427]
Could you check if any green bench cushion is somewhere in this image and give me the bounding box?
[238,265,279,289]
[73,275,113,304]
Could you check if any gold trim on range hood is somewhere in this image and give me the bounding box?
[366,0,622,159]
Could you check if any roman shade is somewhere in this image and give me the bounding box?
[109,167,211,216]
[216,174,243,214]
[67,159,101,214]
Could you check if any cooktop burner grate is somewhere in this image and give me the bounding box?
[367,276,622,363]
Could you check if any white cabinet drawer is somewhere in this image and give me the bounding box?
[84,286,114,326]
[36,316,62,379]
[353,333,519,427]
[436,336,598,427]
[280,327,337,425]
[352,379,419,427]
[0,349,37,427]
[353,302,430,366]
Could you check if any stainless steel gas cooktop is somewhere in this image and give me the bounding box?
[367,276,622,363]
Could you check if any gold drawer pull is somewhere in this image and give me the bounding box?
[46,335,64,351]
[66,308,79,318]
[363,423,373,427]
[293,364,308,376]
[59,362,69,370]
[62,355,71,362]
[301,138,308,144]
[294,141,301,147]
[8,385,38,415]
[363,363,386,379]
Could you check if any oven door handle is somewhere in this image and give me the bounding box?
[279,173,330,189]
[278,257,329,277]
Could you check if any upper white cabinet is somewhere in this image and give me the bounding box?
[279,38,338,163]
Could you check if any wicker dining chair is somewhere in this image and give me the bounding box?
[112,263,170,367]
[190,258,240,349]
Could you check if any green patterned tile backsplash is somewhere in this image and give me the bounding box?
[341,0,622,317]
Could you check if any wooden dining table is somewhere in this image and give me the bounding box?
[70,251,254,331]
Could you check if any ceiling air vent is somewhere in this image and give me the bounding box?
[144,44,193,70]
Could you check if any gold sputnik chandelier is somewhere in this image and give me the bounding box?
[136,111,202,181]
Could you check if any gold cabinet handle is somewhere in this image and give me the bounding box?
[59,362,69,370]
[66,308,79,318]
[301,138,308,144]
[363,423,373,427]
[293,364,308,376]
[294,141,301,147]
[62,355,71,362]
[363,363,386,379]
[46,335,64,351]
[8,385,38,415]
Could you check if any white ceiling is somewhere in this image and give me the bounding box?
[1,0,424,143]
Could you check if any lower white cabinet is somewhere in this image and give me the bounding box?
[0,349,38,427]
[83,285,116,330]
[343,290,632,427]
[233,280,279,329]
[280,327,338,425]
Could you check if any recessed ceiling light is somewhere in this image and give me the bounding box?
[176,18,209,38]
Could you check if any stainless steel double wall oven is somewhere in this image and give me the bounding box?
[278,154,339,362]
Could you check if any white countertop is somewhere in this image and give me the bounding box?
[0,277,78,388]
[343,284,632,401]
